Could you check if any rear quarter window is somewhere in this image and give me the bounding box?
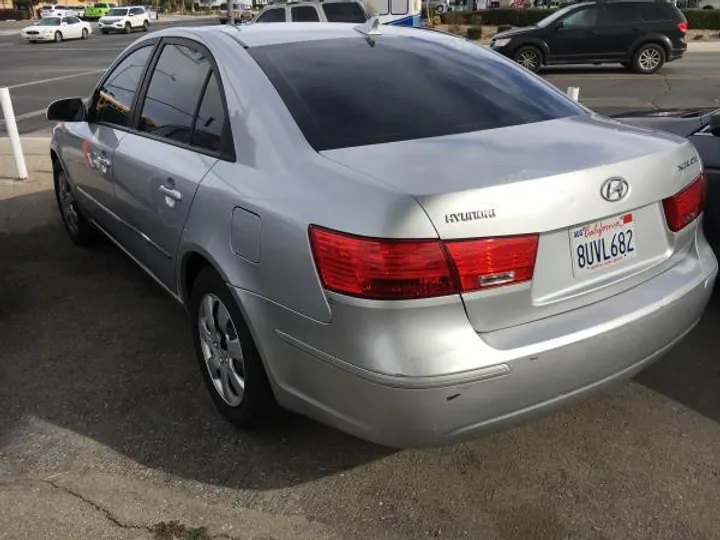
[249,36,585,151]
[321,2,368,22]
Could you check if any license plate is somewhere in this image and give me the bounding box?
[570,212,636,276]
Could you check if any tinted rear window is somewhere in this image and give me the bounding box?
[322,2,368,22]
[639,3,683,21]
[249,36,585,151]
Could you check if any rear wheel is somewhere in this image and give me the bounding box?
[54,31,62,42]
[513,45,543,73]
[190,268,276,429]
[632,43,666,74]
[81,27,88,39]
[124,22,131,34]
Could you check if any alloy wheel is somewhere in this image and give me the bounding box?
[198,293,246,407]
[57,170,79,235]
[517,50,540,71]
[638,48,661,72]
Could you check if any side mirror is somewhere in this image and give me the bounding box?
[46,97,87,122]
[710,113,720,137]
[555,21,564,31]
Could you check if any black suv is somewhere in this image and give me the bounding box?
[490,0,688,74]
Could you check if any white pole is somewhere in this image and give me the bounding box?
[566,86,580,102]
[0,87,29,181]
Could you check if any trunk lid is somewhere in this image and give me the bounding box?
[321,114,703,332]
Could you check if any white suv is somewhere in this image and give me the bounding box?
[98,6,150,34]
[251,0,368,23]
[39,4,79,18]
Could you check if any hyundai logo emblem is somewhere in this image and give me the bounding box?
[600,177,630,202]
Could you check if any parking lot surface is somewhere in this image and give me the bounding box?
[2,22,720,540]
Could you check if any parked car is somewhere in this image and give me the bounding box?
[250,0,369,23]
[490,0,688,73]
[45,22,717,448]
[612,107,720,258]
[21,15,92,42]
[83,2,117,20]
[39,4,80,18]
[698,0,720,8]
[98,6,150,33]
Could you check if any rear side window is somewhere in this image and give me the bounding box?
[138,44,211,145]
[321,2,367,22]
[256,7,286,22]
[94,44,153,127]
[291,5,319,21]
[603,5,641,24]
[249,36,585,151]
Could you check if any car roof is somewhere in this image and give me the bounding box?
[174,22,448,48]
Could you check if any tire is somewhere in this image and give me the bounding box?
[142,20,149,32]
[53,163,96,247]
[190,267,275,429]
[124,22,131,34]
[513,45,543,73]
[632,43,666,74]
[101,29,108,34]
[54,31,62,42]
[29,40,37,44]
[81,27,88,39]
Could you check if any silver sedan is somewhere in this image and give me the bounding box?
[46,21,718,448]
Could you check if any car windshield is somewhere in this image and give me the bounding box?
[108,7,128,15]
[249,36,585,151]
[536,4,580,27]
[94,3,106,6]
[37,17,61,25]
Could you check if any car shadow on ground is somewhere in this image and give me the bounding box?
[0,189,394,491]
[1,188,718,495]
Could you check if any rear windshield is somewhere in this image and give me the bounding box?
[108,7,128,15]
[322,2,368,22]
[249,36,585,151]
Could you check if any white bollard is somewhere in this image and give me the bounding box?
[0,87,29,181]
[566,86,580,102]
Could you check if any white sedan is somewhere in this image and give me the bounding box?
[21,16,92,43]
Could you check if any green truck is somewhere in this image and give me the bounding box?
[83,2,116,20]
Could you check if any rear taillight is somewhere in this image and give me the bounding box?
[445,236,539,292]
[662,171,706,232]
[677,21,687,34]
[308,226,539,300]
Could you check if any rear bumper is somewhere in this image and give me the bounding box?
[236,231,717,448]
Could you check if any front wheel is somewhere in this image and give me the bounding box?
[81,27,88,39]
[54,31,62,42]
[124,22,131,34]
[190,268,276,429]
[142,20,149,32]
[53,164,96,247]
[514,45,543,73]
[101,29,109,34]
[632,43,666,74]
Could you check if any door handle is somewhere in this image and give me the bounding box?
[159,184,182,201]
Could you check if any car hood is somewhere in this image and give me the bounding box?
[493,25,536,39]
[612,107,719,138]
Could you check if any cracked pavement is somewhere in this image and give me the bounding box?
[2,88,720,538]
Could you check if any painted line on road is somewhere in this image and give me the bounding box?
[14,47,123,51]
[0,107,49,125]
[545,74,720,80]
[8,69,105,90]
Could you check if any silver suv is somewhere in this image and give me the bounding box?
[46,23,717,448]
